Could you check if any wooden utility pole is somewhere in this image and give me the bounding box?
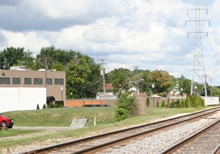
[99,59,106,103]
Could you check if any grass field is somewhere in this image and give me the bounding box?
[0,106,213,149]
[0,129,42,137]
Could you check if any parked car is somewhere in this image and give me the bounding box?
[0,114,13,128]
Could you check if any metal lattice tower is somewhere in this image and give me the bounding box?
[186,7,210,96]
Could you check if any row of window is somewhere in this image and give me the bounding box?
[0,77,64,85]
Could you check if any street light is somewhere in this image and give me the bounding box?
[60,87,63,101]
[194,85,197,95]
[152,83,155,107]
[70,92,73,99]
[181,88,183,101]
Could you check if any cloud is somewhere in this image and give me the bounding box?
[0,0,219,85]
[2,31,50,54]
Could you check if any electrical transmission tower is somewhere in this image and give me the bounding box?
[186,7,210,96]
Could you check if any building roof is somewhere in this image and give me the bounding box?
[137,92,147,98]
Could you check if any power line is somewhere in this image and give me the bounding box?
[99,0,187,40]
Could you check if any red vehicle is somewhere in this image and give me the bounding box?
[0,114,13,128]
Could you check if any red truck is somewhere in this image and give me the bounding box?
[0,114,13,128]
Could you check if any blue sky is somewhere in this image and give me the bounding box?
[0,0,220,85]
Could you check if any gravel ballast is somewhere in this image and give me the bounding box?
[99,111,220,154]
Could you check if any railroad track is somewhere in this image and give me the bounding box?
[21,107,220,154]
[161,119,220,154]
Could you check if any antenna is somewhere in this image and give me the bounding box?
[186,6,210,97]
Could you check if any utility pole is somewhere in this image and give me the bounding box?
[186,6,210,97]
[99,58,106,103]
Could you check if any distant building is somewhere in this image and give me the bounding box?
[0,66,66,112]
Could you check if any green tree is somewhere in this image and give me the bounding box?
[0,47,26,69]
[115,91,137,121]
[139,70,151,95]
[66,58,90,98]
[106,68,131,95]
[176,75,191,95]
[51,62,65,71]
[37,46,56,70]
[148,70,173,96]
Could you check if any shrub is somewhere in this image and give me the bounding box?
[166,97,170,108]
[54,103,59,108]
[43,104,47,109]
[115,91,137,121]
[146,97,150,107]
[176,99,180,108]
[161,100,165,107]
[181,99,185,108]
[171,100,175,108]
[36,104,40,110]
[156,100,159,107]
[49,103,53,108]
[59,103,63,108]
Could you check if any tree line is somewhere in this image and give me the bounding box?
[1,46,220,98]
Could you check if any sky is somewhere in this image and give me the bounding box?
[0,0,220,86]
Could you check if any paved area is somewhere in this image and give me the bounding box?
[13,126,69,131]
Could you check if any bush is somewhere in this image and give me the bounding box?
[146,97,150,107]
[181,99,185,108]
[156,100,159,107]
[43,104,47,109]
[49,103,53,108]
[115,91,137,121]
[176,99,180,108]
[36,104,40,110]
[59,103,63,108]
[166,97,170,108]
[171,100,175,108]
[185,95,205,108]
[185,97,190,108]
[161,100,165,107]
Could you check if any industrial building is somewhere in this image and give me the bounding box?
[0,66,66,113]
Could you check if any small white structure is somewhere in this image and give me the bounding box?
[202,97,219,106]
[0,87,46,113]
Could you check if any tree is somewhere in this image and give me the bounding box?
[176,75,191,95]
[139,70,151,95]
[66,58,91,98]
[115,91,137,121]
[37,46,56,70]
[107,68,131,95]
[0,47,26,69]
[148,70,173,96]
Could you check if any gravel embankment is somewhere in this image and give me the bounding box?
[99,111,220,154]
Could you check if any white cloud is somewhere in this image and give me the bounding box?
[2,31,50,53]
[0,0,220,85]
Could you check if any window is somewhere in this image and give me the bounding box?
[47,78,52,85]
[54,78,64,85]
[0,77,10,84]
[34,78,43,85]
[24,78,31,84]
[13,78,20,84]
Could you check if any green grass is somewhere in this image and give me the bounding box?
[3,107,116,127]
[0,106,213,149]
[0,129,42,138]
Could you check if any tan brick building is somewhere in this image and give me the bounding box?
[0,67,66,110]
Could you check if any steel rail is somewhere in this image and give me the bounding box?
[160,119,220,154]
[212,144,220,154]
[22,107,220,154]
